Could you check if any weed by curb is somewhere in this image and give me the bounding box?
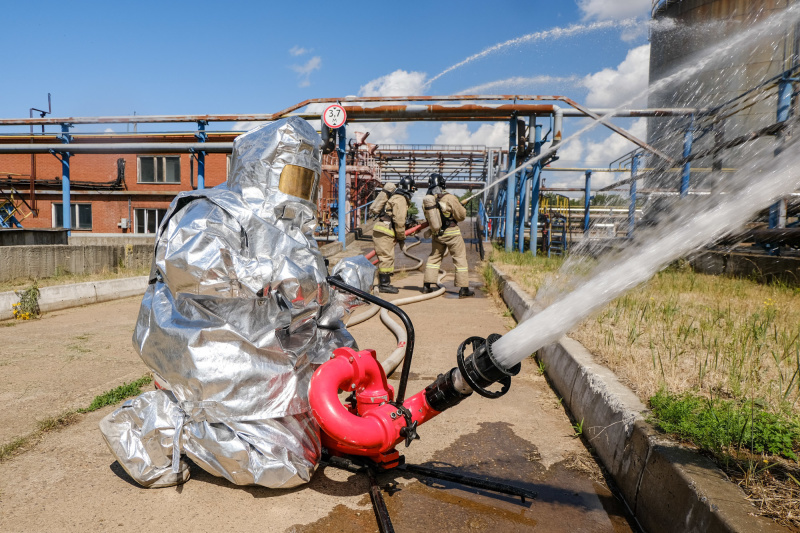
[0,374,152,463]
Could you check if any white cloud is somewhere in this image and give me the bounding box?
[354,70,428,144]
[578,0,650,21]
[583,44,649,108]
[359,69,427,97]
[289,45,310,56]
[104,127,114,133]
[435,122,509,147]
[291,56,322,87]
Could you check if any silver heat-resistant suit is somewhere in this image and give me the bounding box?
[99,118,375,489]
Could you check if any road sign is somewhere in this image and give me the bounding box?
[323,104,347,129]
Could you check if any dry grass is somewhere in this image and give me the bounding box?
[0,266,149,293]
[490,253,800,415]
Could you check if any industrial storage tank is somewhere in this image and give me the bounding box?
[647,0,798,187]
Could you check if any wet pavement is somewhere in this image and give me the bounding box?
[292,421,636,532]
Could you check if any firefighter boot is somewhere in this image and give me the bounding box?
[459,287,475,298]
[378,273,399,294]
[421,282,439,294]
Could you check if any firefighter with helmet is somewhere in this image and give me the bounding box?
[372,176,415,293]
[422,173,474,298]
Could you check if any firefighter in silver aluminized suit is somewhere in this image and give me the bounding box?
[99,117,375,489]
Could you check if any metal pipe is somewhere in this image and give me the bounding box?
[519,119,535,253]
[60,124,72,235]
[529,124,543,256]
[680,115,694,197]
[504,116,517,252]
[0,142,233,154]
[584,171,592,234]
[0,98,697,126]
[628,154,640,239]
[552,106,563,146]
[771,77,793,228]
[337,126,347,244]
[196,121,207,190]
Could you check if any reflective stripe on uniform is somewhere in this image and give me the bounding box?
[379,267,394,273]
[443,228,461,235]
[426,263,440,269]
[374,224,395,237]
[456,267,468,271]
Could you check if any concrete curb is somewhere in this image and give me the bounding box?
[491,264,783,533]
[0,276,148,321]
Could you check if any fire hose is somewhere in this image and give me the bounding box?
[348,222,448,376]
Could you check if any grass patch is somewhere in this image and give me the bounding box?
[0,435,33,462]
[0,374,152,463]
[78,375,153,413]
[650,390,800,461]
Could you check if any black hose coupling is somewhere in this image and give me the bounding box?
[457,334,520,399]
[424,334,521,413]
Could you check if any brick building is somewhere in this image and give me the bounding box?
[0,131,347,234]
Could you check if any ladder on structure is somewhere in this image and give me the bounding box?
[548,215,568,257]
[0,188,33,229]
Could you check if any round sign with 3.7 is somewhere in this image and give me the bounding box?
[323,104,347,129]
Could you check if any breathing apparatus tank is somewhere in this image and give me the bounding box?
[370,182,397,217]
[422,194,443,236]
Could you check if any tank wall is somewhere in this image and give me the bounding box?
[647,0,797,185]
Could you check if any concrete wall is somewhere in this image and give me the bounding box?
[0,244,152,282]
[648,0,793,184]
[69,233,155,246]
[0,229,68,246]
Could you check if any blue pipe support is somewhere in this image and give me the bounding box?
[504,116,518,252]
[528,124,543,256]
[680,115,694,197]
[628,154,640,239]
[60,124,72,235]
[337,125,347,244]
[583,170,592,234]
[195,121,208,189]
[517,168,527,253]
[770,78,793,228]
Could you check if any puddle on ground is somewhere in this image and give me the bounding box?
[290,422,637,532]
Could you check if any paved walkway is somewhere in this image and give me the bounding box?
[0,225,637,532]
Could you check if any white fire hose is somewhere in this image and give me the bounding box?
[347,236,448,376]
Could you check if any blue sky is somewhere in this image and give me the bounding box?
[0,0,653,188]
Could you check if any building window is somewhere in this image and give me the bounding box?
[135,208,168,234]
[138,156,181,183]
[53,203,92,230]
